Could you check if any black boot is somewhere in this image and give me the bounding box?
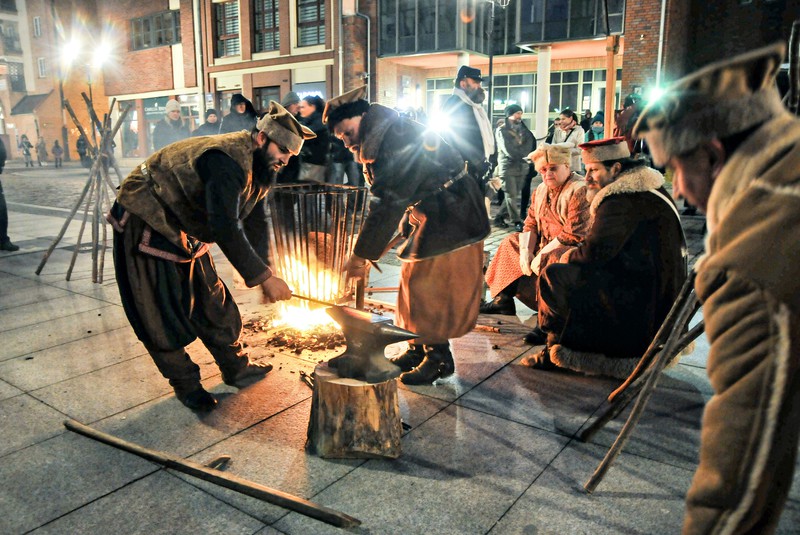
[401,344,453,385]
[174,385,217,411]
[390,343,425,372]
[479,291,516,315]
[492,215,509,229]
[0,239,19,252]
[523,326,547,345]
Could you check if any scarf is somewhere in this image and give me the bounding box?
[452,88,495,159]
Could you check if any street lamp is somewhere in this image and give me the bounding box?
[60,35,110,146]
[485,0,510,121]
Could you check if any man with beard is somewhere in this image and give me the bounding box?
[440,66,495,188]
[108,102,315,411]
[525,137,686,378]
[634,43,800,535]
[152,99,190,152]
[324,86,490,385]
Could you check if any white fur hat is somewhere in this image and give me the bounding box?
[580,137,630,163]
[633,42,786,166]
[529,143,572,171]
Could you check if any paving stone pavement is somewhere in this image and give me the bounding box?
[1,159,798,534]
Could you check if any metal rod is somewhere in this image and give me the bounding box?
[63,419,361,528]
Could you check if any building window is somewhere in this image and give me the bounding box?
[9,61,25,91]
[491,73,536,123]
[253,86,280,111]
[254,0,279,52]
[37,57,47,77]
[0,20,21,53]
[214,1,240,57]
[131,11,181,51]
[297,0,324,47]
[0,0,16,13]
[33,16,41,37]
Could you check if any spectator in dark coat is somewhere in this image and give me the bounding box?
[219,94,257,134]
[0,136,18,251]
[297,95,329,182]
[152,99,190,152]
[191,109,221,137]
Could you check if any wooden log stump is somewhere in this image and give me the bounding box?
[306,363,402,459]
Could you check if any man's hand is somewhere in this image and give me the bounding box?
[344,254,368,282]
[259,276,292,304]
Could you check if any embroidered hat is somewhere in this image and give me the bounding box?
[529,143,572,171]
[633,42,786,166]
[580,136,631,163]
[322,85,368,125]
[256,101,316,155]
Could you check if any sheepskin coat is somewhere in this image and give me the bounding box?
[353,104,490,262]
[538,163,687,365]
[683,111,800,535]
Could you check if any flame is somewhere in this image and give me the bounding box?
[273,301,336,329]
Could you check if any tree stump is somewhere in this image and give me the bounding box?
[306,363,402,459]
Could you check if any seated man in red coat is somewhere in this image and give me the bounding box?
[524,137,687,378]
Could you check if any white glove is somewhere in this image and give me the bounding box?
[519,231,533,276]
[532,238,563,276]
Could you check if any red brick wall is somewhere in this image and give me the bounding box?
[621,0,663,97]
[100,0,185,95]
[342,0,377,96]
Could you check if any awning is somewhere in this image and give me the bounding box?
[11,92,53,115]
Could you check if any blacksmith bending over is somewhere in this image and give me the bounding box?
[108,102,315,411]
[635,42,800,535]
[323,86,490,385]
[525,137,687,378]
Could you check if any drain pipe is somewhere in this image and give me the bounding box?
[656,0,667,86]
[355,0,371,100]
[338,0,344,95]
[193,0,206,112]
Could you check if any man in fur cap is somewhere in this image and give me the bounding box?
[108,102,315,411]
[323,86,490,385]
[524,136,686,378]
[634,42,799,535]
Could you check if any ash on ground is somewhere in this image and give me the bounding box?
[243,319,346,354]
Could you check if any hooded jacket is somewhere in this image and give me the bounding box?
[219,95,258,134]
[353,104,490,262]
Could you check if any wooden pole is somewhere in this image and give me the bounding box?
[63,419,361,528]
[66,174,96,281]
[604,35,619,139]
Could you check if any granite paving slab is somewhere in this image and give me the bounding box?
[29,470,266,535]
[0,377,22,401]
[458,355,620,437]
[0,282,74,311]
[274,405,569,534]
[0,431,158,534]
[0,326,146,391]
[31,354,174,423]
[0,293,109,333]
[489,440,694,535]
[93,353,315,459]
[0,304,128,362]
[0,393,69,456]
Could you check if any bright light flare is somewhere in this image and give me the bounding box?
[272,301,336,329]
[648,86,666,103]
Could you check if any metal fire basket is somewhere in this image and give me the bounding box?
[266,183,368,305]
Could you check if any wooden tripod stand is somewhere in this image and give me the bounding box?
[35,95,131,283]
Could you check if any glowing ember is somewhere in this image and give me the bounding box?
[273,301,336,329]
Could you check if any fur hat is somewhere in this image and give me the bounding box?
[505,104,523,117]
[633,42,786,166]
[580,136,630,163]
[256,101,316,155]
[280,91,300,108]
[323,85,368,125]
[529,143,572,171]
[165,100,180,114]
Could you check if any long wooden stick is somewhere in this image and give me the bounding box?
[63,419,361,528]
[66,174,96,281]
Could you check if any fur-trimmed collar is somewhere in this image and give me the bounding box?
[358,104,400,164]
[589,164,665,217]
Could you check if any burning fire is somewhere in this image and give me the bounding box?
[274,256,347,330]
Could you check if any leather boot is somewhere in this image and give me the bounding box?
[221,360,273,386]
[174,384,217,411]
[401,344,453,385]
[479,292,516,315]
[390,343,425,372]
